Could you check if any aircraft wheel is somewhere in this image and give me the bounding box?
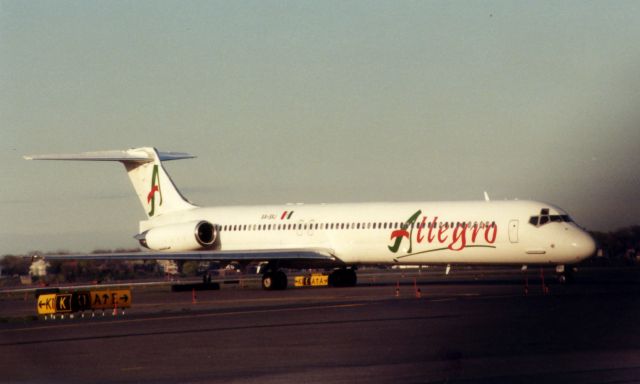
[557,266,575,284]
[557,267,575,284]
[329,268,357,287]
[345,268,357,286]
[262,273,275,290]
[274,270,288,290]
[262,271,288,290]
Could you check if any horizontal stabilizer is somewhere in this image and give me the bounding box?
[24,149,195,163]
[24,147,197,217]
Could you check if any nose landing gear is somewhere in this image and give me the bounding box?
[555,264,575,284]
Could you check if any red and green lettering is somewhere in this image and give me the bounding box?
[388,210,498,255]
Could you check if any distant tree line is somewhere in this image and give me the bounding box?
[0,255,31,277]
[589,226,640,265]
[0,248,167,286]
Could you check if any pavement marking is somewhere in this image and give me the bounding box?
[133,294,349,308]
[120,366,145,372]
[0,302,368,334]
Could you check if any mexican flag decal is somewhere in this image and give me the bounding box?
[280,211,294,220]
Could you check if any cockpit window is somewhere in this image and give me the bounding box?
[528,209,573,227]
[550,215,563,223]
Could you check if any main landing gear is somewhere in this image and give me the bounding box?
[328,268,357,287]
[261,270,288,290]
[260,265,358,290]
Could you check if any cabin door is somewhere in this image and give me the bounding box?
[509,220,519,243]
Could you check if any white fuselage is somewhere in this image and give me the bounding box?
[140,200,595,266]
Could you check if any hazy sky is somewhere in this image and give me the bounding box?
[2,1,640,255]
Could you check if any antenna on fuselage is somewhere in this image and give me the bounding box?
[483,191,490,202]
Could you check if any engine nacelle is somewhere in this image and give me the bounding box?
[137,221,218,251]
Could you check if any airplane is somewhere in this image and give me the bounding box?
[24,147,596,290]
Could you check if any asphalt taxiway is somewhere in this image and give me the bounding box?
[1,267,639,383]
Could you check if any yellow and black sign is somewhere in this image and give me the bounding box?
[36,289,132,315]
[37,294,57,315]
[294,274,329,287]
[55,293,73,313]
[90,289,132,309]
[74,291,91,311]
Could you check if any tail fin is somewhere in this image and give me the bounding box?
[24,147,196,218]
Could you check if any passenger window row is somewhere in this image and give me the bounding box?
[217,220,497,232]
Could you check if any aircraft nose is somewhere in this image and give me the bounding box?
[570,229,596,261]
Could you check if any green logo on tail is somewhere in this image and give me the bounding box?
[147,165,162,216]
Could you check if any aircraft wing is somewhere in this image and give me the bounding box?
[42,248,342,269]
